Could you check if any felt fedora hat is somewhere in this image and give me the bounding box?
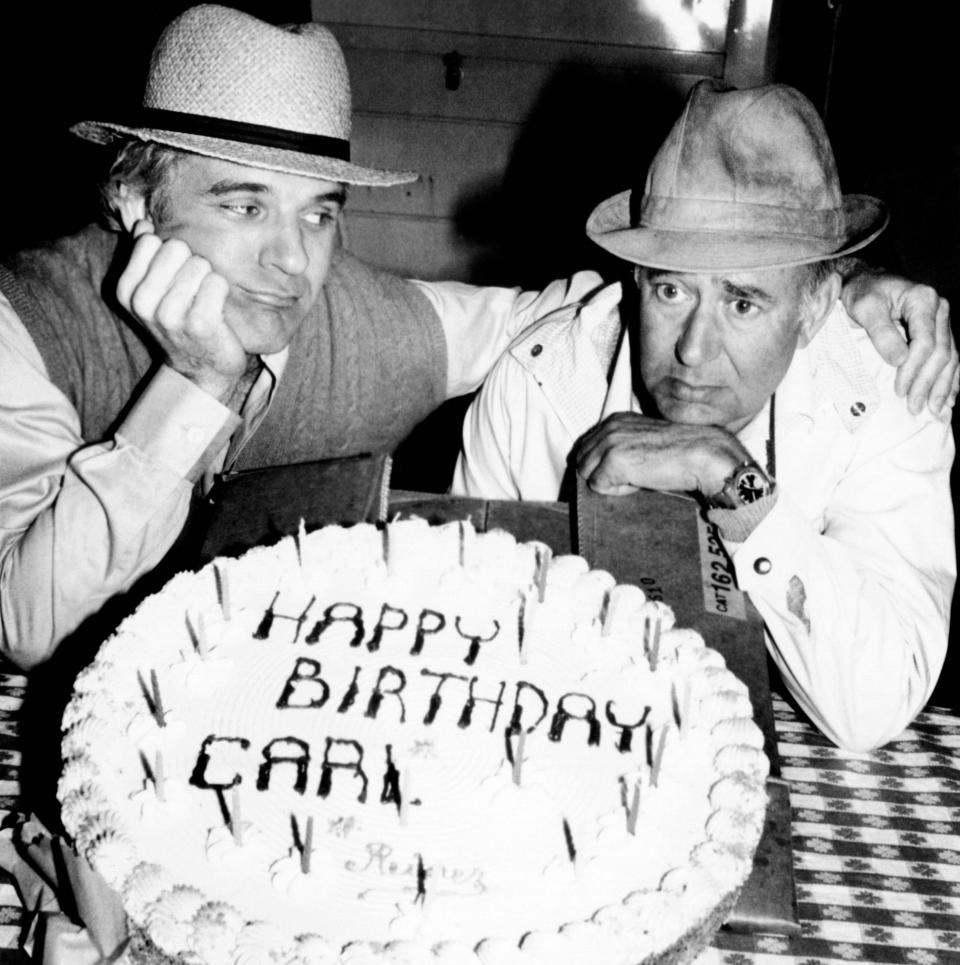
[586,79,887,272]
[71,4,417,187]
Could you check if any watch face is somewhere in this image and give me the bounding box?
[735,467,769,503]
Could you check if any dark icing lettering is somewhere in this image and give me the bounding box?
[548,693,601,746]
[257,737,310,794]
[454,616,501,666]
[457,677,506,731]
[508,680,549,734]
[190,735,250,789]
[253,591,279,640]
[411,609,445,656]
[380,743,402,811]
[277,657,330,710]
[305,603,364,648]
[420,669,469,724]
[254,593,315,642]
[366,603,408,653]
[318,737,368,803]
[337,665,362,713]
[605,700,651,753]
[365,666,407,722]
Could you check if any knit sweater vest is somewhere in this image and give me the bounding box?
[0,224,447,469]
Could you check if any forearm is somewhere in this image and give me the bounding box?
[0,442,194,667]
[0,365,238,668]
[729,491,953,751]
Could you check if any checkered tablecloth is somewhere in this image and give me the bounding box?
[0,667,27,956]
[1,663,957,963]
[710,697,960,964]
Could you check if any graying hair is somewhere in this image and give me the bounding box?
[799,256,854,295]
[98,140,187,230]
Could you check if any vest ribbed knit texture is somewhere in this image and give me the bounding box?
[0,225,447,466]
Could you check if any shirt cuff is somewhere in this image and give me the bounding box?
[706,491,779,543]
[115,366,240,483]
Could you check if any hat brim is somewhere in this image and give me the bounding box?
[72,120,418,188]
[586,190,889,272]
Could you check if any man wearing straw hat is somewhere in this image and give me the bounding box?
[0,6,952,671]
[0,4,541,669]
[453,81,955,750]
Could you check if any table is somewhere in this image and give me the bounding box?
[1,658,958,965]
[2,479,958,962]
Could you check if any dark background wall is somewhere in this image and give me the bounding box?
[1,0,956,706]
[1,2,311,253]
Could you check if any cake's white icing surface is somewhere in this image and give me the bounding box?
[60,518,768,965]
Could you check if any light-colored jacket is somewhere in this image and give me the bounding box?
[453,273,955,751]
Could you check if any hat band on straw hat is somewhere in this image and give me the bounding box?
[640,195,844,241]
[136,108,351,160]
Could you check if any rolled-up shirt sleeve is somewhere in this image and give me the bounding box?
[727,411,954,752]
[0,296,238,668]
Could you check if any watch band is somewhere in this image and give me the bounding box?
[705,460,775,509]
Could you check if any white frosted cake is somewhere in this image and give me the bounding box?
[59,518,768,965]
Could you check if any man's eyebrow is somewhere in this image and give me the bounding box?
[316,188,347,208]
[207,180,270,196]
[717,278,773,302]
[206,182,347,208]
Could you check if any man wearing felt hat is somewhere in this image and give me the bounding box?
[453,80,955,750]
[0,6,952,671]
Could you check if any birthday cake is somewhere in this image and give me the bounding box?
[58,517,768,965]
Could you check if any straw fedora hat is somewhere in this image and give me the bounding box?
[587,80,887,272]
[71,4,417,188]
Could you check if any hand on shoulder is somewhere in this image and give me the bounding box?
[841,269,958,419]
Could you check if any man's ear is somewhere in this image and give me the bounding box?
[113,183,151,234]
[798,271,842,347]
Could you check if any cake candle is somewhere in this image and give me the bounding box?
[186,612,208,659]
[154,750,166,802]
[672,680,692,738]
[644,614,662,671]
[300,816,314,873]
[231,787,243,845]
[517,591,530,665]
[415,853,428,906]
[651,725,668,787]
[534,546,552,602]
[511,728,527,786]
[600,589,614,636]
[215,563,231,621]
[150,669,165,727]
[296,518,307,568]
[382,521,392,576]
[626,778,641,835]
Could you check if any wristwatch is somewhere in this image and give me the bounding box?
[705,460,775,509]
